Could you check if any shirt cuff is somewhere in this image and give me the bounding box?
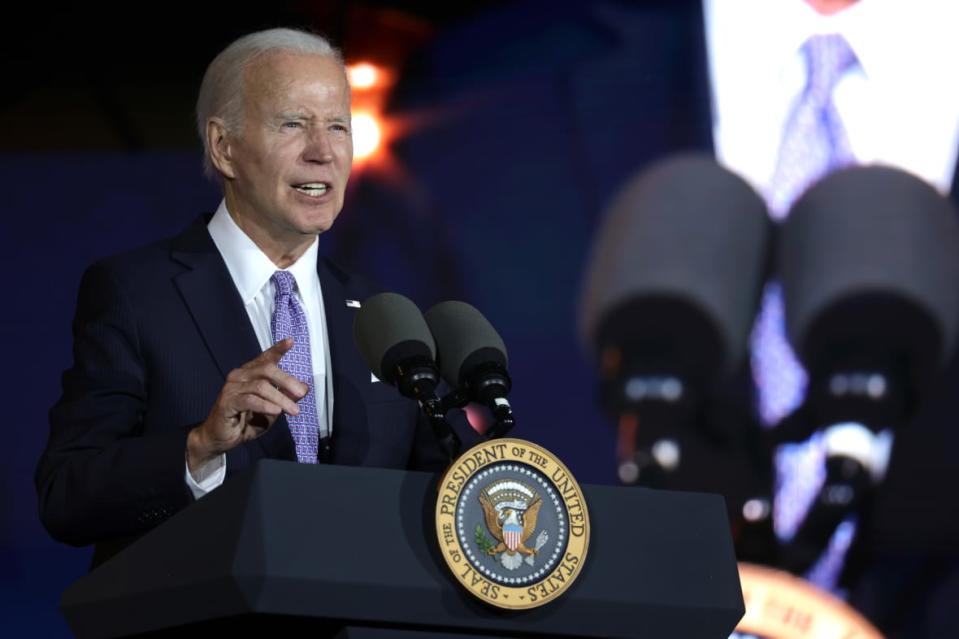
[185,454,226,499]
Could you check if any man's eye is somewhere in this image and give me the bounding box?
[283,121,302,129]
[331,123,349,133]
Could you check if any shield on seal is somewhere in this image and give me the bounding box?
[504,523,523,552]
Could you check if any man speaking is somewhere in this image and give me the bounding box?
[35,28,474,567]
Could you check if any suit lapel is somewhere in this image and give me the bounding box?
[170,216,262,378]
[317,258,370,434]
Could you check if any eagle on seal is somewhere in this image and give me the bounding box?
[479,493,543,558]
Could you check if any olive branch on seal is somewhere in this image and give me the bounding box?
[474,523,495,554]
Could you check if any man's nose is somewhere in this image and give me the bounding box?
[303,128,334,163]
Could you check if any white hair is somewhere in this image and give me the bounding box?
[195,28,345,179]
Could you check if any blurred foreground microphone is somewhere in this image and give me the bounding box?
[580,154,772,486]
[425,301,514,439]
[353,292,461,459]
[779,165,959,573]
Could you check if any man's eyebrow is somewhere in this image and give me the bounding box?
[276,112,312,121]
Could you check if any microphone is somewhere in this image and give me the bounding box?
[353,292,461,459]
[424,301,514,439]
[778,165,959,576]
[579,153,772,486]
[782,165,959,433]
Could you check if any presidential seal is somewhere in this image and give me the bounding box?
[733,563,882,639]
[435,438,590,610]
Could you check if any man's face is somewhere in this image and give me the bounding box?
[221,51,353,241]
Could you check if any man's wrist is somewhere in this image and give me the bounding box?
[186,426,219,472]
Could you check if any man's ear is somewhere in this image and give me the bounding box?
[207,117,236,179]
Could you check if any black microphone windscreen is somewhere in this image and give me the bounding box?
[782,165,959,384]
[424,301,507,387]
[353,292,436,384]
[580,153,772,380]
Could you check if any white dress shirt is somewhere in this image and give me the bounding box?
[704,0,959,478]
[705,0,959,198]
[185,200,334,497]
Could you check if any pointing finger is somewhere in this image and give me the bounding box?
[245,337,295,368]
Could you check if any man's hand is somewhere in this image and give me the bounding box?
[187,338,308,472]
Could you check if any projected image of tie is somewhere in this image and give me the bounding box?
[271,270,320,464]
[751,33,859,591]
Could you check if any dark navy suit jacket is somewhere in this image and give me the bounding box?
[36,214,474,565]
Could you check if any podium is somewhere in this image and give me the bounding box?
[61,460,743,638]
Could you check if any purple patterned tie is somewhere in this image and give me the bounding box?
[751,34,858,590]
[271,270,319,464]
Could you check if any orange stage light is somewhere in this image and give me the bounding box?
[352,111,382,161]
[347,63,380,90]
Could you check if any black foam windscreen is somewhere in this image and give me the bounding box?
[352,292,436,384]
[781,165,959,389]
[424,301,508,387]
[579,153,772,381]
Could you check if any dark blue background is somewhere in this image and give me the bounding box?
[0,154,221,635]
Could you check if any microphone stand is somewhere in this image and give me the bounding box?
[780,454,872,575]
[392,357,462,462]
[421,394,462,462]
[439,387,515,441]
[775,360,905,578]
[485,399,515,439]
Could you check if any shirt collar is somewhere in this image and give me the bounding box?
[837,0,959,89]
[705,0,935,87]
[207,199,319,305]
[817,0,889,84]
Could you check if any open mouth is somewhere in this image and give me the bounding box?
[292,182,331,197]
